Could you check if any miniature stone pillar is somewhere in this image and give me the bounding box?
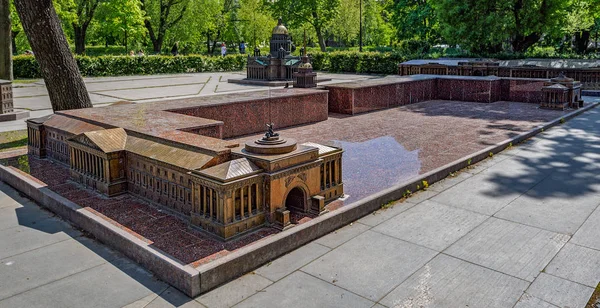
[0,79,29,121]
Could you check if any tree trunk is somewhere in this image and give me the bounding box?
[315,25,326,52]
[14,0,92,111]
[11,31,18,55]
[73,25,86,54]
[511,33,541,53]
[0,0,12,80]
[574,30,591,54]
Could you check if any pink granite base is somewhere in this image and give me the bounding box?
[326,76,550,115]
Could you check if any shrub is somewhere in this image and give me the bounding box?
[13,54,247,79]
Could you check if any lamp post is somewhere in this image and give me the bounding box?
[359,0,363,52]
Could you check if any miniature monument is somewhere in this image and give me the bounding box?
[0,79,29,121]
[293,32,317,88]
[27,98,343,240]
[229,19,330,86]
[541,72,583,110]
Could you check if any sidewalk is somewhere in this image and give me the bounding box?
[0,106,599,307]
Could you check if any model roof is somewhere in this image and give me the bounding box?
[195,158,262,182]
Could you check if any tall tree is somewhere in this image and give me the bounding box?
[391,0,438,42]
[564,0,600,53]
[0,0,11,80]
[264,0,340,51]
[55,0,104,54]
[431,0,565,53]
[14,0,92,111]
[140,0,189,53]
[95,0,146,52]
[10,0,22,55]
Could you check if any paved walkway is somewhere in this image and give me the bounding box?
[3,72,375,132]
[1,107,599,307]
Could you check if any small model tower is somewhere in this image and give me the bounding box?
[293,30,317,88]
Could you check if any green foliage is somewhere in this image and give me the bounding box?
[310,51,405,74]
[398,39,431,55]
[391,0,438,42]
[13,54,247,78]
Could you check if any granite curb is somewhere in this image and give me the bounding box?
[0,102,597,297]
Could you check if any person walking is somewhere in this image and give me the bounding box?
[239,41,246,54]
[221,43,227,57]
[171,42,179,56]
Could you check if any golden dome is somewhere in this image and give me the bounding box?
[272,18,288,35]
[299,62,312,69]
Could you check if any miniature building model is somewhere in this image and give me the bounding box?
[0,79,14,114]
[26,102,343,240]
[246,19,301,81]
[0,79,30,121]
[398,58,600,89]
[541,73,583,110]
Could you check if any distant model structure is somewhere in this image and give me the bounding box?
[0,80,29,121]
[541,73,583,110]
[246,18,301,81]
[293,32,317,88]
[398,58,600,90]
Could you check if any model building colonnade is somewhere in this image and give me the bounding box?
[192,181,263,224]
[70,147,107,183]
[321,157,342,190]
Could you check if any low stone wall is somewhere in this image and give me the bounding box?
[325,75,549,115]
[170,91,329,138]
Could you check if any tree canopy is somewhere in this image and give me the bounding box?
[6,0,600,55]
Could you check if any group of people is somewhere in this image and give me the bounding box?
[128,50,145,57]
[220,42,246,56]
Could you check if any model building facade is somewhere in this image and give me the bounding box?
[26,90,343,240]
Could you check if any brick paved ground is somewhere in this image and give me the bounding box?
[232,100,568,203]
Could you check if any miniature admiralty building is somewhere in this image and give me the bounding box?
[26,101,344,240]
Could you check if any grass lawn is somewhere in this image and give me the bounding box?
[0,130,28,152]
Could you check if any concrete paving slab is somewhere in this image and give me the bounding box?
[0,202,55,231]
[145,287,206,308]
[301,230,437,301]
[444,218,569,282]
[0,237,118,300]
[314,222,370,249]
[197,273,272,308]
[526,273,594,308]
[373,200,488,251]
[572,206,600,250]
[86,77,207,92]
[430,171,542,216]
[255,242,330,281]
[495,190,600,235]
[0,218,81,260]
[96,84,203,101]
[0,257,169,308]
[233,271,374,308]
[545,243,600,288]
[514,293,560,308]
[403,189,440,204]
[427,172,473,192]
[357,201,416,227]
[0,182,34,208]
[380,254,529,308]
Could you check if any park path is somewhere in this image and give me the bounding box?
[0,106,599,307]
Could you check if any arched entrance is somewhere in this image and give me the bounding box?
[285,187,306,212]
